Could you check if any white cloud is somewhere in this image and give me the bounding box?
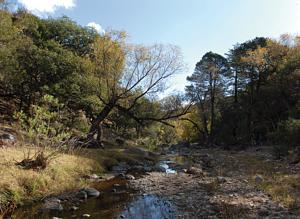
[18,0,75,14]
[87,22,105,35]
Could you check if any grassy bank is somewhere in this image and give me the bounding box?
[0,147,100,208]
[0,145,154,215]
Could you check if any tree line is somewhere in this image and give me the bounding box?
[184,36,299,152]
[1,5,299,152]
[0,8,188,148]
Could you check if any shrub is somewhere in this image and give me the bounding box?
[14,95,71,149]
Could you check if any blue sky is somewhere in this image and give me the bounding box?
[18,0,300,93]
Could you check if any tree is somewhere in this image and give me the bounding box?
[186,52,229,145]
[0,11,81,111]
[83,33,187,146]
[226,37,268,143]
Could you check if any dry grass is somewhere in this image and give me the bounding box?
[0,146,102,208]
[224,152,300,212]
[259,174,300,211]
[0,144,156,215]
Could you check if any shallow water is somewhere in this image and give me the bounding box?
[12,177,176,219]
[159,160,177,174]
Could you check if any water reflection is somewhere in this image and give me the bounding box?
[121,195,175,219]
[12,178,176,219]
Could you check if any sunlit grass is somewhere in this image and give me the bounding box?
[226,152,300,211]
[0,146,101,206]
[0,144,155,212]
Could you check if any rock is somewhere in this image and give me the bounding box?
[45,198,61,203]
[255,175,264,184]
[0,133,16,141]
[76,190,87,199]
[153,164,167,172]
[42,198,63,212]
[70,206,79,211]
[186,167,203,176]
[88,174,99,180]
[217,176,227,183]
[81,188,100,198]
[112,162,130,173]
[0,133,16,145]
[112,188,117,193]
[82,214,90,218]
[125,174,135,180]
[52,217,63,219]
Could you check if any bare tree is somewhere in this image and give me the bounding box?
[86,36,187,147]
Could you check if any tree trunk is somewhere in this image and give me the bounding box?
[248,77,255,145]
[209,75,215,146]
[233,70,238,144]
[210,88,215,146]
[87,103,114,147]
[198,101,209,143]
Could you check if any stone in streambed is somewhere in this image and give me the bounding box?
[76,190,87,199]
[70,206,79,211]
[41,198,63,212]
[125,174,135,180]
[81,188,100,198]
[186,166,203,176]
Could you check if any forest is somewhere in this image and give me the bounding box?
[0,3,300,219]
[1,9,299,152]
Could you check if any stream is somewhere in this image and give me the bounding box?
[11,161,177,219]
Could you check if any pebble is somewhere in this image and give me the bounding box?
[70,206,79,211]
[217,176,227,183]
[255,175,264,184]
[125,174,135,180]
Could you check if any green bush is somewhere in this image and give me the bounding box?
[14,95,71,148]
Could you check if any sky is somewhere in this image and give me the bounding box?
[17,0,300,93]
